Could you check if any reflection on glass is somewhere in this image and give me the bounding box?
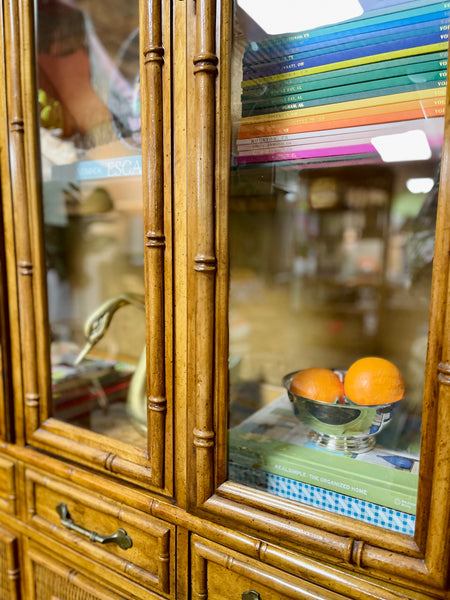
[37,0,146,447]
[228,0,448,534]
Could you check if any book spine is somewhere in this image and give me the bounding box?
[237,126,444,156]
[244,8,448,65]
[241,52,448,99]
[243,0,447,59]
[243,31,448,81]
[228,463,416,532]
[238,136,374,155]
[238,101,445,139]
[52,155,143,182]
[242,42,448,88]
[228,453,417,514]
[236,143,377,165]
[244,11,449,66]
[234,155,386,170]
[243,13,449,71]
[236,118,441,152]
[241,87,445,125]
[242,73,446,116]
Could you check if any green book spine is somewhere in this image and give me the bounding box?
[242,73,446,117]
[229,430,418,514]
[242,68,446,110]
[241,52,448,99]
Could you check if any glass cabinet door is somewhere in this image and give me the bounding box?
[38,0,144,440]
[2,0,170,489]
[223,0,448,539]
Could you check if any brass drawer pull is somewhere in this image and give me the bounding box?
[56,502,133,550]
[242,592,262,600]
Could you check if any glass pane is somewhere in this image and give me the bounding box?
[37,1,146,448]
[228,0,448,535]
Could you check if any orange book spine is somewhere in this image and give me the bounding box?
[238,99,445,139]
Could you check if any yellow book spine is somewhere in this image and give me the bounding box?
[240,87,446,125]
[241,42,448,89]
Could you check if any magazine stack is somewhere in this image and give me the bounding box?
[237,0,449,167]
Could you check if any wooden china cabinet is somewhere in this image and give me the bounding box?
[0,0,449,598]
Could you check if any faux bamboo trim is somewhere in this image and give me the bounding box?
[192,0,219,506]
[202,494,438,588]
[4,0,40,440]
[140,0,168,489]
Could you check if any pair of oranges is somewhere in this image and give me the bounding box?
[289,357,404,406]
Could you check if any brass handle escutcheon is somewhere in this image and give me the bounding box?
[56,502,133,550]
[242,592,262,600]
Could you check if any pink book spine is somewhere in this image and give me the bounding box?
[236,143,375,165]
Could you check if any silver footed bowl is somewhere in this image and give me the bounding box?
[282,370,399,453]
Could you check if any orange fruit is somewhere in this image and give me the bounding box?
[290,368,344,404]
[344,357,404,406]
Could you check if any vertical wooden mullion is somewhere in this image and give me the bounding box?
[417,93,450,582]
[214,0,233,489]
[413,51,450,583]
[192,0,218,505]
[4,0,40,440]
[20,0,52,426]
[141,0,167,487]
[415,49,450,552]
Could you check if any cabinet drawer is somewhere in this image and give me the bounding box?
[23,537,164,600]
[0,455,16,514]
[24,469,174,597]
[191,536,348,600]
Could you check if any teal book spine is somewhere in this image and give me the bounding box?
[241,51,448,100]
[244,12,448,67]
[242,70,446,115]
[243,0,447,59]
[244,14,448,78]
[242,79,444,118]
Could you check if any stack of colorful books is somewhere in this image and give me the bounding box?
[237,0,449,167]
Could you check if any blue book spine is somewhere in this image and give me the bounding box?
[243,1,448,63]
[242,79,445,117]
[52,155,143,181]
[243,31,448,81]
[242,71,447,113]
[228,463,416,535]
[243,14,449,70]
[242,52,448,99]
[360,0,432,11]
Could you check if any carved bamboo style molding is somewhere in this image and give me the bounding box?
[191,535,366,600]
[192,0,219,506]
[140,0,167,488]
[4,0,40,438]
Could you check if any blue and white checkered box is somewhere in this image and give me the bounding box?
[229,462,415,535]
